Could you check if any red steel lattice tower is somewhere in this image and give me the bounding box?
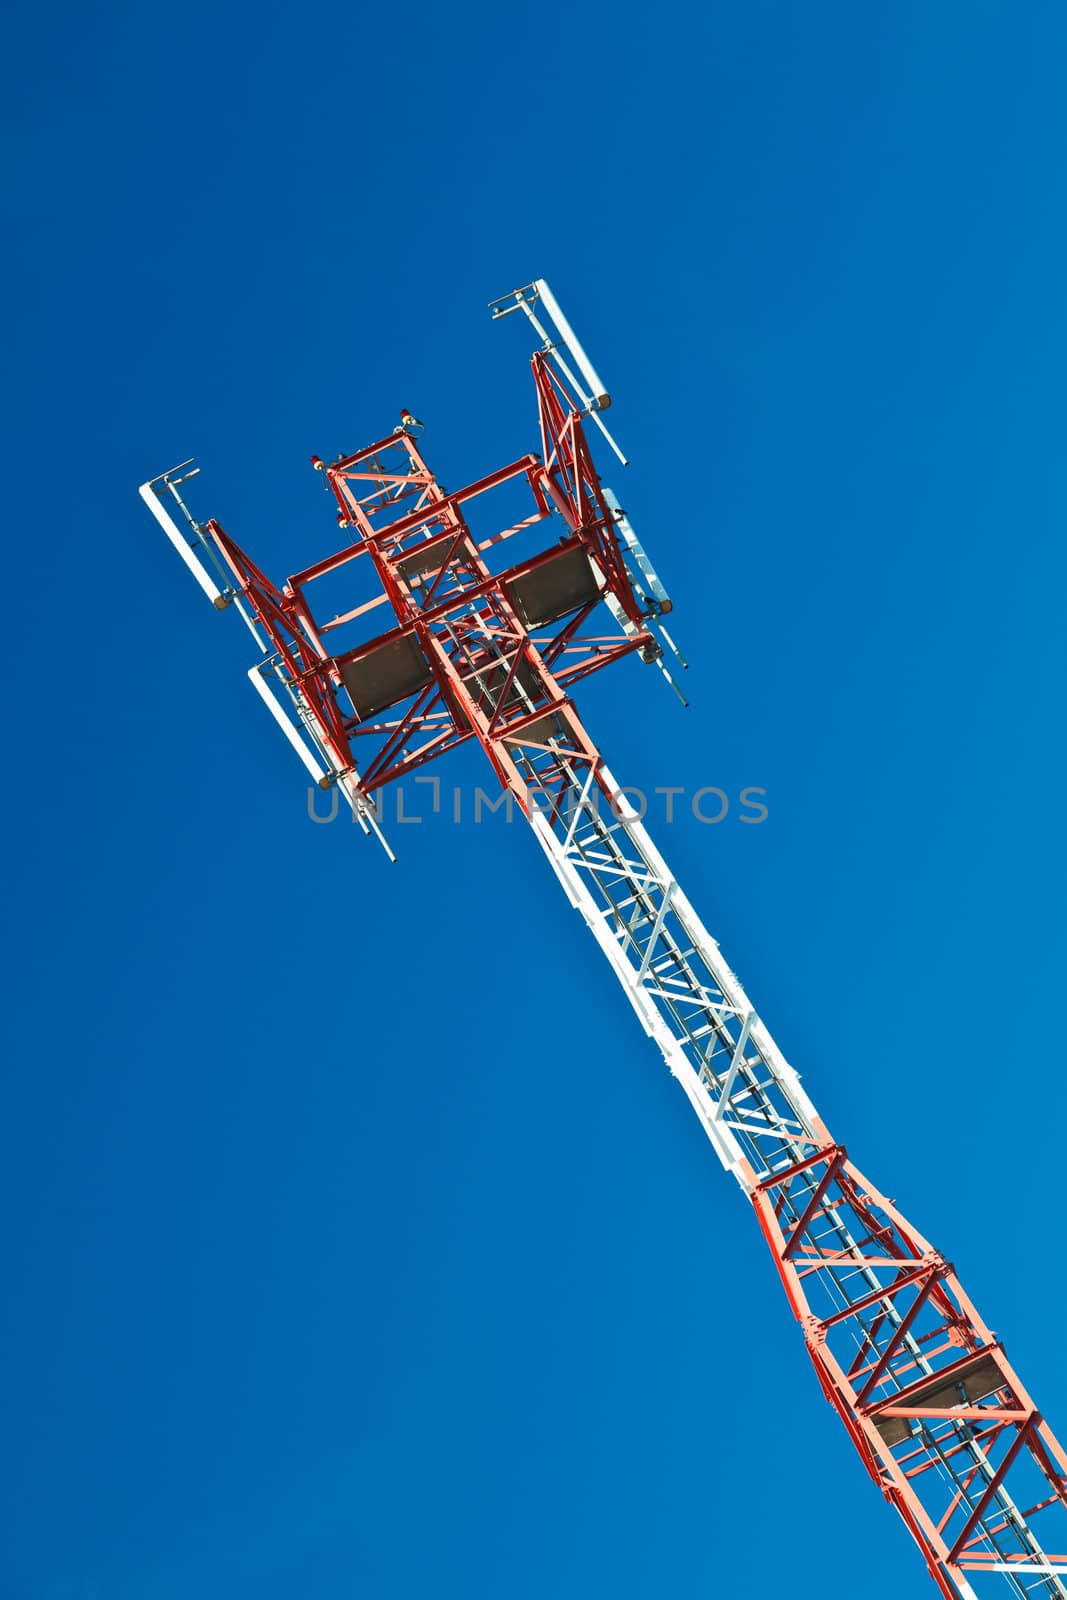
[141,282,1067,1598]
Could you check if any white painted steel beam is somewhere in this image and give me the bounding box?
[139,480,227,608]
[247,665,328,786]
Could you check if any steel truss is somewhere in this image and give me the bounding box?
[529,760,1067,1600]
[142,334,1067,1600]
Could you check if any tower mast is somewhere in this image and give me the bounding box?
[141,286,1067,1598]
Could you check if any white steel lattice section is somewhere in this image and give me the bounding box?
[528,755,819,1186]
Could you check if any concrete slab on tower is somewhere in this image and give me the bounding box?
[871,1352,1004,1445]
[505,546,600,628]
[340,633,433,720]
[396,536,457,584]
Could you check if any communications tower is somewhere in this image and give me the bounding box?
[141,282,1067,1598]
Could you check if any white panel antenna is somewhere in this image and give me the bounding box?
[489,280,629,465]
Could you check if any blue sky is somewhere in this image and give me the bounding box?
[3,3,1066,1596]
